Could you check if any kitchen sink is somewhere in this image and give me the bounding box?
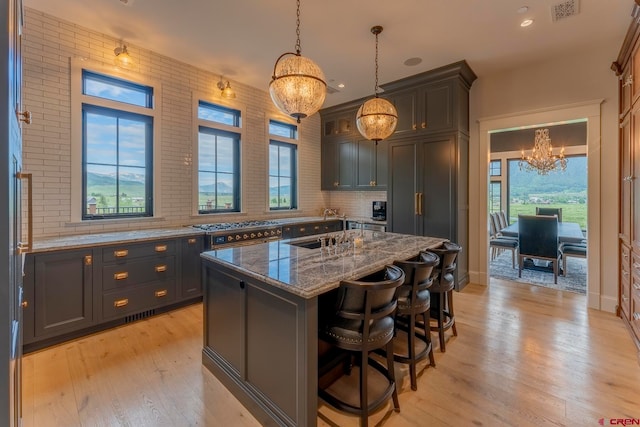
[288,237,337,250]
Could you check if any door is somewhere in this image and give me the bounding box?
[389,140,419,234]
[420,138,455,239]
[2,0,25,425]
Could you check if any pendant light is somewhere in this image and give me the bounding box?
[356,26,398,143]
[269,0,327,123]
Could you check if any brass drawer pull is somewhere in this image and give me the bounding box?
[155,244,167,252]
[114,272,128,280]
[155,265,167,273]
[155,289,168,298]
[114,249,128,258]
[114,298,129,308]
[21,300,28,309]
[188,238,196,244]
[84,255,92,266]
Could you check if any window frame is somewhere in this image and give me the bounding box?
[70,61,161,223]
[268,119,298,211]
[193,96,244,216]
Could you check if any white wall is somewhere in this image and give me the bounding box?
[22,8,326,239]
[468,37,621,311]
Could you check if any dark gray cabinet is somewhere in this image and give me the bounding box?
[23,235,204,352]
[321,139,355,190]
[202,260,318,427]
[388,82,454,134]
[281,219,342,239]
[22,249,95,345]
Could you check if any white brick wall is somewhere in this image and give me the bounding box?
[22,8,328,239]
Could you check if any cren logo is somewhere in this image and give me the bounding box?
[600,420,606,426]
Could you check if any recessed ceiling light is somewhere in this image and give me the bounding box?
[517,6,529,14]
[404,57,422,66]
[521,19,534,27]
[338,83,345,88]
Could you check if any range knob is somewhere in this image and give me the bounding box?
[243,234,249,239]
[257,232,263,237]
[251,233,256,238]
[270,230,275,236]
[227,235,233,242]
[276,229,282,235]
[235,234,241,240]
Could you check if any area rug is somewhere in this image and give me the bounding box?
[489,250,587,294]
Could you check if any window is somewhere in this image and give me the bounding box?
[489,181,501,214]
[197,101,241,213]
[81,71,154,219]
[269,121,297,210]
[490,160,501,176]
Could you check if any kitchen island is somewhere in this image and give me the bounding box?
[201,230,446,427]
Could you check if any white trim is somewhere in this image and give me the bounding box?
[476,100,603,310]
[70,58,162,223]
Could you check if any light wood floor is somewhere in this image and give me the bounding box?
[23,278,640,427]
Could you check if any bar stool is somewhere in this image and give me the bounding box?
[426,242,461,352]
[392,250,439,391]
[318,265,404,427]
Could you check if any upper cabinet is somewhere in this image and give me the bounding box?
[321,61,476,192]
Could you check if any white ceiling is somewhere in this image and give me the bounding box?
[24,0,631,107]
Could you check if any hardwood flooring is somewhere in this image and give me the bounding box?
[22,278,640,427]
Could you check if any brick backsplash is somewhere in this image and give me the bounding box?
[22,8,328,239]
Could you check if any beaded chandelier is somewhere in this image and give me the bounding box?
[519,128,567,175]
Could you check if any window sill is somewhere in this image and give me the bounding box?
[66,216,167,227]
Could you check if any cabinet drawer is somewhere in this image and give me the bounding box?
[632,251,640,278]
[102,241,176,262]
[102,280,176,320]
[631,293,640,338]
[103,256,175,291]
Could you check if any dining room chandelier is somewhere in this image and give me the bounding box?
[519,128,567,175]
[269,0,326,123]
[356,26,398,143]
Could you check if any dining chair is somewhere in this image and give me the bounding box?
[517,214,561,284]
[535,207,562,222]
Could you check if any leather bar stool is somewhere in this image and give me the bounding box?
[425,242,461,352]
[392,251,439,391]
[318,265,404,427]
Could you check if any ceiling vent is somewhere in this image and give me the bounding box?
[326,85,340,95]
[551,0,580,22]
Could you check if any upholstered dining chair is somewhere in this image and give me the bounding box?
[535,207,562,222]
[517,214,561,284]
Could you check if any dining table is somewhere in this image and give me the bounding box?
[500,221,585,244]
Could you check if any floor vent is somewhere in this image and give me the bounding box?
[551,0,579,22]
[124,309,156,323]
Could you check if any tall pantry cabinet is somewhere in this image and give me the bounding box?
[613,0,640,357]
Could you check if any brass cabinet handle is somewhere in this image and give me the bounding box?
[372,180,376,186]
[623,75,633,87]
[21,300,28,309]
[84,255,92,266]
[155,289,168,298]
[114,272,128,280]
[333,181,339,187]
[419,193,424,216]
[415,193,419,215]
[155,265,167,273]
[114,298,129,308]
[412,124,417,130]
[421,122,426,129]
[16,172,32,254]
[155,244,167,252]
[114,249,128,258]
[299,227,305,232]
[16,110,32,124]
[188,238,196,244]
[622,294,629,302]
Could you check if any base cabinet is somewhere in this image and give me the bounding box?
[202,261,317,427]
[22,249,95,345]
[23,235,203,352]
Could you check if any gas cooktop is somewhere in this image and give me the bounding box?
[192,220,280,233]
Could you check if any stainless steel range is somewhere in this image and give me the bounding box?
[192,220,282,249]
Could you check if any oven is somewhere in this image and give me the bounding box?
[191,220,283,249]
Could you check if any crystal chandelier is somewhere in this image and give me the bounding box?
[519,128,567,175]
[269,0,326,123]
[356,26,398,143]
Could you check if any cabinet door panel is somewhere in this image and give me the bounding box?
[389,142,418,235]
[375,139,389,189]
[633,105,640,250]
[621,115,632,244]
[337,140,355,189]
[390,90,417,134]
[321,140,338,190]
[34,250,94,338]
[421,138,455,239]
[204,266,245,375]
[355,139,375,189]
[421,83,453,132]
[180,236,203,299]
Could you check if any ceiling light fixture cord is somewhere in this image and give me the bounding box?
[374,28,379,98]
[295,0,301,54]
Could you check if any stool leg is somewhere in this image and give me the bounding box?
[408,314,417,391]
[360,351,368,427]
[437,292,446,352]
[423,311,435,367]
[385,339,400,411]
[448,290,457,337]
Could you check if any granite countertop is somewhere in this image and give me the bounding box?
[31,227,204,253]
[200,230,446,299]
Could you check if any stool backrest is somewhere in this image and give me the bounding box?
[426,242,462,292]
[393,251,440,299]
